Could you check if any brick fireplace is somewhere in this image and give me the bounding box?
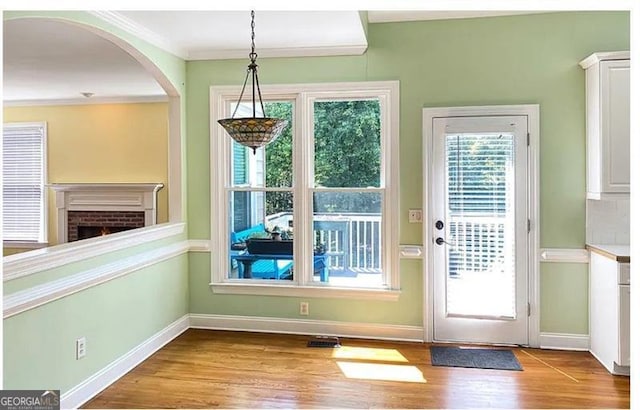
[67,210,146,242]
[51,183,164,243]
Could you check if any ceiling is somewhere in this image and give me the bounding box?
[3,18,167,104]
[2,10,548,105]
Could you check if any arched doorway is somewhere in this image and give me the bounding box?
[3,16,183,252]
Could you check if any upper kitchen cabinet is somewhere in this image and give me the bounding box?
[580,51,630,200]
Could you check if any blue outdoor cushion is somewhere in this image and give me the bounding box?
[231,223,266,244]
[247,259,293,279]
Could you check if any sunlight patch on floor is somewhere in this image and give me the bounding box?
[336,361,426,383]
[332,346,408,362]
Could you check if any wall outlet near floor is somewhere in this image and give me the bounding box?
[408,209,423,223]
[299,302,309,315]
[76,337,86,359]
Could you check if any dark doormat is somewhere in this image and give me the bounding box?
[430,346,523,371]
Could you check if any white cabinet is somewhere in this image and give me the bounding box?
[580,52,630,200]
[589,250,630,375]
[618,284,630,367]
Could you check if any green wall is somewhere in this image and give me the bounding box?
[540,263,589,334]
[3,255,189,393]
[186,12,629,332]
[2,10,190,395]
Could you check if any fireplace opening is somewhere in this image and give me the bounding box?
[77,226,137,241]
[67,210,145,242]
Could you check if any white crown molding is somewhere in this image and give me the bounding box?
[3,241,189,318]
[88,11,187,59]
[188,240,211,252]
[367,11,550,23]
[61,314,189,409]
[89,11,368,61]
[189,313,424,342]
[579,51,630,69]
[539,248,589,263]
[3,222,185,282]
[539,332,590,351]
[3,95,168,107]
[188,44,368,61]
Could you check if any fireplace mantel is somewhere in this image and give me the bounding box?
[51,183,164,243]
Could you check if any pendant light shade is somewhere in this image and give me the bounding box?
[218,117,287,152]
[217,11,287,153]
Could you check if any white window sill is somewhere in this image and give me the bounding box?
[3,241,49,249]
[209,282,401,301]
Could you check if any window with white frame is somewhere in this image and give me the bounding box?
[2,122,48,244]
[211,82,399,295]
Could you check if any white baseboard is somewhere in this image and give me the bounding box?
[189,313,424,342]
[588,349,631,376]
[61,314,190,409]
[539,332,590,351]
[613,362,631,376]
[58,316,593,408]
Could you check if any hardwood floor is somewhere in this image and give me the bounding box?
[85,329,630,409]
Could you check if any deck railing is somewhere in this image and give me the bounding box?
[266,212,382,271]
[447,214,511,275]
[265,213,510,275]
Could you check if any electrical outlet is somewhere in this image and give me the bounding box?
[299,302,309,315]
[76,337,86,359]
[408,209,423,223]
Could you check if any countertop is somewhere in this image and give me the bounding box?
[586,244,630,263]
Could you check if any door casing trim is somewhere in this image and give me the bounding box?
[422,105,540,347]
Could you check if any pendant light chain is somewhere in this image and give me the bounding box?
[229,10,266,119]
[250,10,257,62]
[248,10,266,118]
[217,10,288,154]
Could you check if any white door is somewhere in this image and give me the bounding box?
[431,115,529,345]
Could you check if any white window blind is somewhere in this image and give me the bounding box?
[445,133,516,317]
[2,122,47,242]
[445,133,515,272]
[446,133,513,215]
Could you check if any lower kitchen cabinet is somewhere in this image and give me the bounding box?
[589,248,630,375]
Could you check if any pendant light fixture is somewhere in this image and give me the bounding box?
[218,10,287,154]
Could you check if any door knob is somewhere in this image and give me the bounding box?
[435,237,452,246]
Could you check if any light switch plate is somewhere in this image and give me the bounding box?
[408,209,423,223]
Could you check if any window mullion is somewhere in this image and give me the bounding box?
[212,92,230,283]
[384,85,400,289]
[293,92,313,285]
